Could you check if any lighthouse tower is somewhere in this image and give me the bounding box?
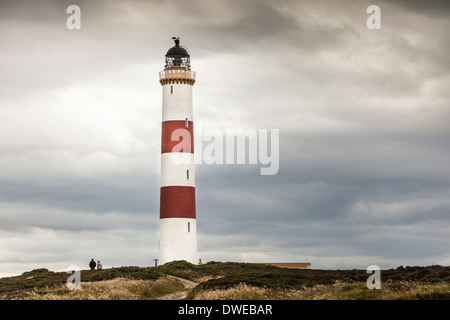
[158,37,197,265]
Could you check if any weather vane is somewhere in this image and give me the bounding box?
[172,36,180,46]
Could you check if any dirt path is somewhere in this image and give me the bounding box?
[156,275,198,300]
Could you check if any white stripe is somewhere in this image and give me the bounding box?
[160,153,195,187]
[162,84,193,121]
[159,218,197,265]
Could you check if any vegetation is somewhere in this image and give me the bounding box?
[23,276,186,300]
[22,268,53,277]
[190,280,450,300]
[0,262,448,300]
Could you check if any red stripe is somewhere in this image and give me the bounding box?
[161,120,194,154]
[160,186,196,219]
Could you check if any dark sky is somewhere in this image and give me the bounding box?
[0,0,449,276]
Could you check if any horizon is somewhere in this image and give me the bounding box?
[3,260,449,280]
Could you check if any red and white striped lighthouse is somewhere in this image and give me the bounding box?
[158,37,197,265]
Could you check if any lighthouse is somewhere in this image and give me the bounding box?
[158,37,197,265]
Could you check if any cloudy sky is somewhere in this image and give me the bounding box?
[0,0,449,277]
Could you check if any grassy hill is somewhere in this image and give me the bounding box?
[1,261,449,300]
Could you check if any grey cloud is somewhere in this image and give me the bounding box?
[1,0,450,276]
[0,171,159,216]
[381,0,450,16]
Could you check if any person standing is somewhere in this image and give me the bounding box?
[97,260,103,270]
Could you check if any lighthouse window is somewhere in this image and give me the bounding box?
[185,118,189,128]
[170,85,173,94]
[188,222,190,232]
[187,169,190,180]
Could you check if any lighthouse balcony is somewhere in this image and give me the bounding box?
[160,69,196,85]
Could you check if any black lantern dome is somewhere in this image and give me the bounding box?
[165,37,191,70]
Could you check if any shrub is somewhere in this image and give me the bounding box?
[22,269,53,276]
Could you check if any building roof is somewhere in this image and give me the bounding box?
[166,38,190,57]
